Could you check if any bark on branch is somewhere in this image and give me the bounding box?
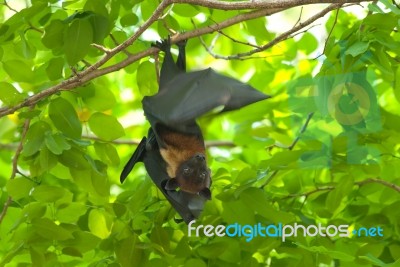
[0,0,371,119]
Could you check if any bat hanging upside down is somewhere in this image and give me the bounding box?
[157,123,211,199]
[120,37,269,223]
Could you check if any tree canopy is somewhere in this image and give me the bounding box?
[1,0,400,266]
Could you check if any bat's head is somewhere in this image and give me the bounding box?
[165,153,212,200]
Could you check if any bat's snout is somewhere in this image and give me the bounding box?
[194,153,206,161]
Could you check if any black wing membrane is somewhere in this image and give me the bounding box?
[143,147,205,223]
[143,68,269,131]
[120,137,147,183]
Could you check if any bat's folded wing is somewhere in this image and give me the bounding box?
[143,144,206,223]
[142,68,270,129]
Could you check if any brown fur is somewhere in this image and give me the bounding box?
[160,131,205,177]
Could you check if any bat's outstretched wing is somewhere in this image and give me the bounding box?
[143,68,270,132]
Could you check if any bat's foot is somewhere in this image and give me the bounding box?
[176,38,187,48]
[152,36,171,52]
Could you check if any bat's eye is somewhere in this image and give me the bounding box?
[199,172,207,180]
[183,167,191,174]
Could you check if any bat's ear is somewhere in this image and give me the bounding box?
[165,178,179,191]
[199,188,212,200]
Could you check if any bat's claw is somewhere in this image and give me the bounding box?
[152,36,171,52]
[176,38,187,48]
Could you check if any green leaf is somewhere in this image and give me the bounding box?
[79,84,117,111]
[46,57,64,80]
[30,247,45,267]
[184,259,207,267]
[88,209,112,239]
[22,202,47,220]
[23,121,51,157]
[45,132,71,155]
[48,97,82,139]
[6,178,35,200]
[140,0,158,20]
[0,82,24,106]
[62,247,83,258]
[393,66,400,103]
[39,146,57,171]
[2,60,35,82]
[115,236,143,267]
[136,61,158,96]
[221,199,255,225]
[345,42,369,57]
[94,142,120,166]
[173,4,199,17]
[197,241,229,259]
[16,31,36,59]
[59,147,90,170]
[60,231,101,253]
[32,218,73,240]
[91,170,110,197]
[326,175,354,213]
[56,203,87,223]
[64,18,93,65]
[120,13,138,27]
[295,243,355,261]
[31,185,66,202]
[297,32,318,55]
[42,19,66,49]
[88,112,124,141]
[150,226,170,252]
[89,14,109,44]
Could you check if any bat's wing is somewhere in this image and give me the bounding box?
[142,68,270,132]
[120,137,147,183]
[120,129,206,222]
[143,142,206,223]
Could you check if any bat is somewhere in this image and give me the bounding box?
[120,38,270,223]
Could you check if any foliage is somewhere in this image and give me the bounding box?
[1,0,400,266]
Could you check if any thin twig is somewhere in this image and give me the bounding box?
[204,3,343,60]
[322,7,340,56]
[109,34,131,56]
[3,0,18,12]
[280,177,400,200]
[281,186,335,199]
[288,112,314,150]
[0,143,18,150]
[92,43,111,54]
[199,18,260,49]
[355,178,400,193]
[261,112,314,189]
[0,115,32,224]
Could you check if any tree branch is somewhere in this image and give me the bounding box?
[202,3,343,60]
[0,0,372,118]
[171,0,368,10]
[280,177,400,200]
[0,115,32,224]
[355,178,400,193]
